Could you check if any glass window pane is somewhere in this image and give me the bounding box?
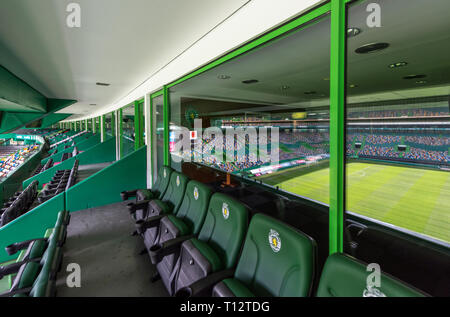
[121,104,135,157]
[169,15,331,205]
[105,113,113,137]
[153,95,164,176]
[346,0,449,244]
[345,0,450,296]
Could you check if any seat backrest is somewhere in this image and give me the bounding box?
[174,180,212,235]
[316,253,427,297]
[154,166,173,198]
[198,193,248,269]
[160,172,189,212]
[233,213,316,297]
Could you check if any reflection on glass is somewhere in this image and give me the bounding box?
[154,96,165,176]
[169,15,331,205]
[105,113,113,137]
[346,0,450,243]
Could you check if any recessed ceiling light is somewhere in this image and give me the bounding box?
[355,42,389,54]
[304,91,317,95]
[349,84,358,88]
[242,79,259,84]
[90,103,97,106]
[96,82,110,86]
[217,75,231,80]
[347,27,361,38]
[403,74,427,80]
[388,62,408,69]
[415,80,427,84]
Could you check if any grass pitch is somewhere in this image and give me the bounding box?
[258,162,450,243]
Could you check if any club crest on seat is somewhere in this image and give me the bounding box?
[222,203,229,219]
[269,229,281,252]
[193,187,199,200]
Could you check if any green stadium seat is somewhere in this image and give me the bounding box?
[171,193,248,296]
[122,166,173,221]
[135,172,189,248]
[316,253,427,297]
[212,213,316,297]
[148,180,213,290]
[0,211,68,297]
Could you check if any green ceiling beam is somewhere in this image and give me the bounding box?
[40,113,72,128]
[0,65,47,112]
[0,65,76,133]
[0,98,76,134]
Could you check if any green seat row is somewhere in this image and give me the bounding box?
[125,166,427,297]
[0,210,70,297]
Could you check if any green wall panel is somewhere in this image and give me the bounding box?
[66,146,146,212]
[0,65,46,112]
[40,113,72,128]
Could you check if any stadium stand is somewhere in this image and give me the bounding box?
[37,160,79,204]
[33,158,54,176]
[190,128,448,174]
[0,146,40,179]
[0,180,38,227]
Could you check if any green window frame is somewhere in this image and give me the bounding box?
[91,0,350,254]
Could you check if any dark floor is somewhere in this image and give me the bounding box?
[55,201,168,296]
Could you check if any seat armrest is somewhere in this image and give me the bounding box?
[175,269,235,297]
[135,215,165,234]
[127,200,151,214]
[0,286,32,297]
[149,234,195,264]
[5,238,47,256]
[0,257,42,280]
[121,189,138,201]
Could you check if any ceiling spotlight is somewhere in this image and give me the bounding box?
[304,91,317,95]
[349,84,358,88]
[355,42,389,54]
[242,79,259,84]
[403,74,427,80]
[217,75,231,80]
[389,62,408,69]
[347,27,361,38]
[416,80,427,84]
[96,82,110,86]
